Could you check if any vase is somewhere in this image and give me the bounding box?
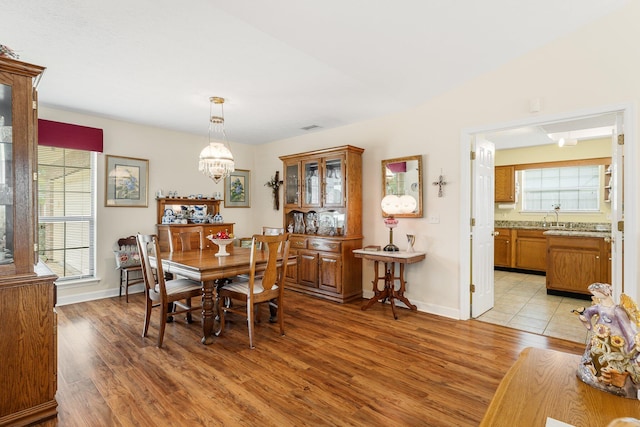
[210,238,233,257]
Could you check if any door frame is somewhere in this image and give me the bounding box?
[458,103,637,320]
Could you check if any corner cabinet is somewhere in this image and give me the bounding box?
[0,58,59,425]
[280,145,364,303]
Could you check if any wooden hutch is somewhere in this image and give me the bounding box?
[279,145,363,303]
[155,197,234,252]
[0,57,59,425]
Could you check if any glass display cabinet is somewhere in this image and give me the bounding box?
[280,145,364,303]
[0,57,58,426]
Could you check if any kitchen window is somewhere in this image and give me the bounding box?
[521,165,600,212]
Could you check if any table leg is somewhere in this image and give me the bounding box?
[392,263,417,311]
[201,279,216,344]
[387,262,398,319]
[362,260,390,311]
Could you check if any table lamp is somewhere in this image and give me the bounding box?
[380,194,416,251]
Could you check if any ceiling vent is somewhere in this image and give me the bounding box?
[301,124,321,131]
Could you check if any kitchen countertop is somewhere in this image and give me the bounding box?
[494,220,611,237]
[542,229,610,238]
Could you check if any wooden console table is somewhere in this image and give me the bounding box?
[353,249,426,319]
[481,347,640,426]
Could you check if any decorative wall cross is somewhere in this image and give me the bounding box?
[265,170,284,210]
[432,170,448,197]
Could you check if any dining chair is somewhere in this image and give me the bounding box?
[217,233,290,349]
[167,225,205,252]
[136,233,203,348]
[114,235,144,303]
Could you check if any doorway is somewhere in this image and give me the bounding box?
[459,105,637,335]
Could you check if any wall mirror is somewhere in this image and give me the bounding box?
[381,155,423,217]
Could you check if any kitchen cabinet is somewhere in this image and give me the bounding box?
[0,57,59,425]
[514,229,546,271]
[494,228,512,268]
[495,165,515,203]
[494,228,546,273]
[546,235,610,296]
[280,145,364,303]
[155,197,233,252]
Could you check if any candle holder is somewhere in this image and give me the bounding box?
[383,216,399,252]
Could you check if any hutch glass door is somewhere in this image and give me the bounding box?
[0,83,13,266]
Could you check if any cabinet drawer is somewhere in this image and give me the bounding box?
[290,237,307,249]
[308,238,341,253]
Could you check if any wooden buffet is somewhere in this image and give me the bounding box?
[154,197,234,252]
[280,145,364,303]
[0,57,59,425]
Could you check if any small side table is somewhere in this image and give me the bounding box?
[353,249,426,319]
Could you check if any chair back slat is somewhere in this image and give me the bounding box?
[250,233,290,292]
[167,225,205,252]
[136,234,167,302]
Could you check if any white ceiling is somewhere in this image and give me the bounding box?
[2,0,629,145]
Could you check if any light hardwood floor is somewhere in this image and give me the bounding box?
[52,290,585,426]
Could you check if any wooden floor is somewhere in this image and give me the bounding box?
[53,290,585,426]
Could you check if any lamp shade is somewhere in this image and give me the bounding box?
[381,195,401,215]
[381,194,417,215]
[198,141,234,184]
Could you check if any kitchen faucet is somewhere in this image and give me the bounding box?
[552,204,560,227]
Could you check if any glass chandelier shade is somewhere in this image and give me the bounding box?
[198,97,235,184]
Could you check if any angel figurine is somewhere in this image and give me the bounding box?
[576,283,640,398]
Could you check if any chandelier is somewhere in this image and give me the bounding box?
[198,96,235,183]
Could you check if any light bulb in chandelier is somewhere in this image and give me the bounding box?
[199,96,235,183]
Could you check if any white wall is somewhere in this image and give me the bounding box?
[50,2,640,313]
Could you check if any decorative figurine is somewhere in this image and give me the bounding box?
[575,283,640,399]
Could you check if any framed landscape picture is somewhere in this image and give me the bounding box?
[224,169,250,208]
[105,155,149,207]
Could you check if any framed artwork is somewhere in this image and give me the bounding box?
[105,155,149,207]
[224,169,251,208]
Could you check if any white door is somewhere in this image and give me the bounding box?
[471,138,495,317]
[610,112,624,299]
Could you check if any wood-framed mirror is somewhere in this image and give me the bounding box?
[381,155,423,217]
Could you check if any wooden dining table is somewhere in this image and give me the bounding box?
[150,246,292,345]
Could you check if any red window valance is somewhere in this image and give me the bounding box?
[38,119,103,152]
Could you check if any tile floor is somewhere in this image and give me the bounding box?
[476,270,592,344]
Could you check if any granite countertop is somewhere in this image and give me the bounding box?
[495,220,611,236]
[542,229,611,238]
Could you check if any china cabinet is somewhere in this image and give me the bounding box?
[155,197,234,252]
[280,145,364,303]
[0,57,59,425]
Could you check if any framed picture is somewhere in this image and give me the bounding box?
[105,155,149,207]
[224,169,251,208]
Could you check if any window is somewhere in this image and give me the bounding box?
[38,146,96,279]
[521,165,600,212]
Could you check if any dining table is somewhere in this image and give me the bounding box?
[149,245,293,345]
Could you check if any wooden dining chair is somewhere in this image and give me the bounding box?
[217,233,290,349]
[167,225,205,252]
[114,235,144,303]
[136,233,203,348]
